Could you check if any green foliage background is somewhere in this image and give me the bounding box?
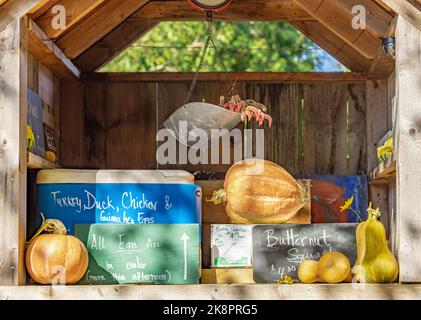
[101,21,333,72]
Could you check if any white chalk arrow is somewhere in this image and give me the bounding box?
[181,233,190,280]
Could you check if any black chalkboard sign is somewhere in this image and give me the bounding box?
[252,224,358,283]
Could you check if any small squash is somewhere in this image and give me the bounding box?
[318,252,351,284]
[209,159,308,224]
[298,260,322,284]
[354,204,399,283]
[25,214,89,285]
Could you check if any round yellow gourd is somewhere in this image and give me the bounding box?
[318,252,351,284]
[298,260,322,284]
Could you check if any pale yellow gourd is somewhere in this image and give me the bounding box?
[354,204,399,283]
[318,252,351,284]
[298,260,322,284]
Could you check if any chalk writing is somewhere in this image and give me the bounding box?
[75,224,200,285]
[38,184,202,234]
[253,224,358,283]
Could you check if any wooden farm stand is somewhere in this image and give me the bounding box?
[0,0,421,299]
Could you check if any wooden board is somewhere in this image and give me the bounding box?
[84,82,157,170]
[60,80,84,168]
[27,152,56,169]
[366,80,390,235]
[27,18,80,79]
[0,16,29,286]
[201,269,254,284]
[55,0,150,59]
[3,284,421,300]
[252,223,358,283]
[395,17,421,283]
[75,224,201,285]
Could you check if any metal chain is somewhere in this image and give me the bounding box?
[184,12,237,104]
[184,13,213,105]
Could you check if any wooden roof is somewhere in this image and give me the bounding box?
[2,0,419,78]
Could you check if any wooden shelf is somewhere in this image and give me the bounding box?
[27,152,57,170]
[0,284,420,300]
[370,156,396,185]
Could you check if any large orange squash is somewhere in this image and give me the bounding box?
[25,216,89,285]
[210,159,308,223]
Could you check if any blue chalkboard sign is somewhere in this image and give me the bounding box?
[37,183,202,234]
[27,89,46,157]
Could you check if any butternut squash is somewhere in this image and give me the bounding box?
[354,204,399,283]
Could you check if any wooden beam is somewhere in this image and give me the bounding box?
[27,0,60,19]
[291,20,372,72]
[395,16,421,283]
[136,0,313,21]
[27,18,80,79]
[83,72,368,83]
[0,15,28,285]
[0,0,9,8]
[332,0,395,38]
[35,0,108,40]
[381,0,421,32]
[74,19,157,72]
[55,0,150,59]
[2,284,421,300]
[293,0,383,59]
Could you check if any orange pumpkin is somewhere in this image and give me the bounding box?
[25,217,88,285]
[210,159,308,223]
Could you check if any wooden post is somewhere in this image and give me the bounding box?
[0,16,29,285]
[395,16,421,283]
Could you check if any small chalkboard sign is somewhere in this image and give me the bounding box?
[252,224,357,283]
[75,224,200,285]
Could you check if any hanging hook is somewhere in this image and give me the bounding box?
[206,11,213,22]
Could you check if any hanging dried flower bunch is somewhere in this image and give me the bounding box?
[220,95,272,127]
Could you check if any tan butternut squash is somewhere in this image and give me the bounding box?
[354,204,399,283]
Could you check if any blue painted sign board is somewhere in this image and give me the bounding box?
[37,183,202,234]
[27,89,46,157]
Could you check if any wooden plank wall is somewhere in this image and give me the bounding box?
[73,79,367,176]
